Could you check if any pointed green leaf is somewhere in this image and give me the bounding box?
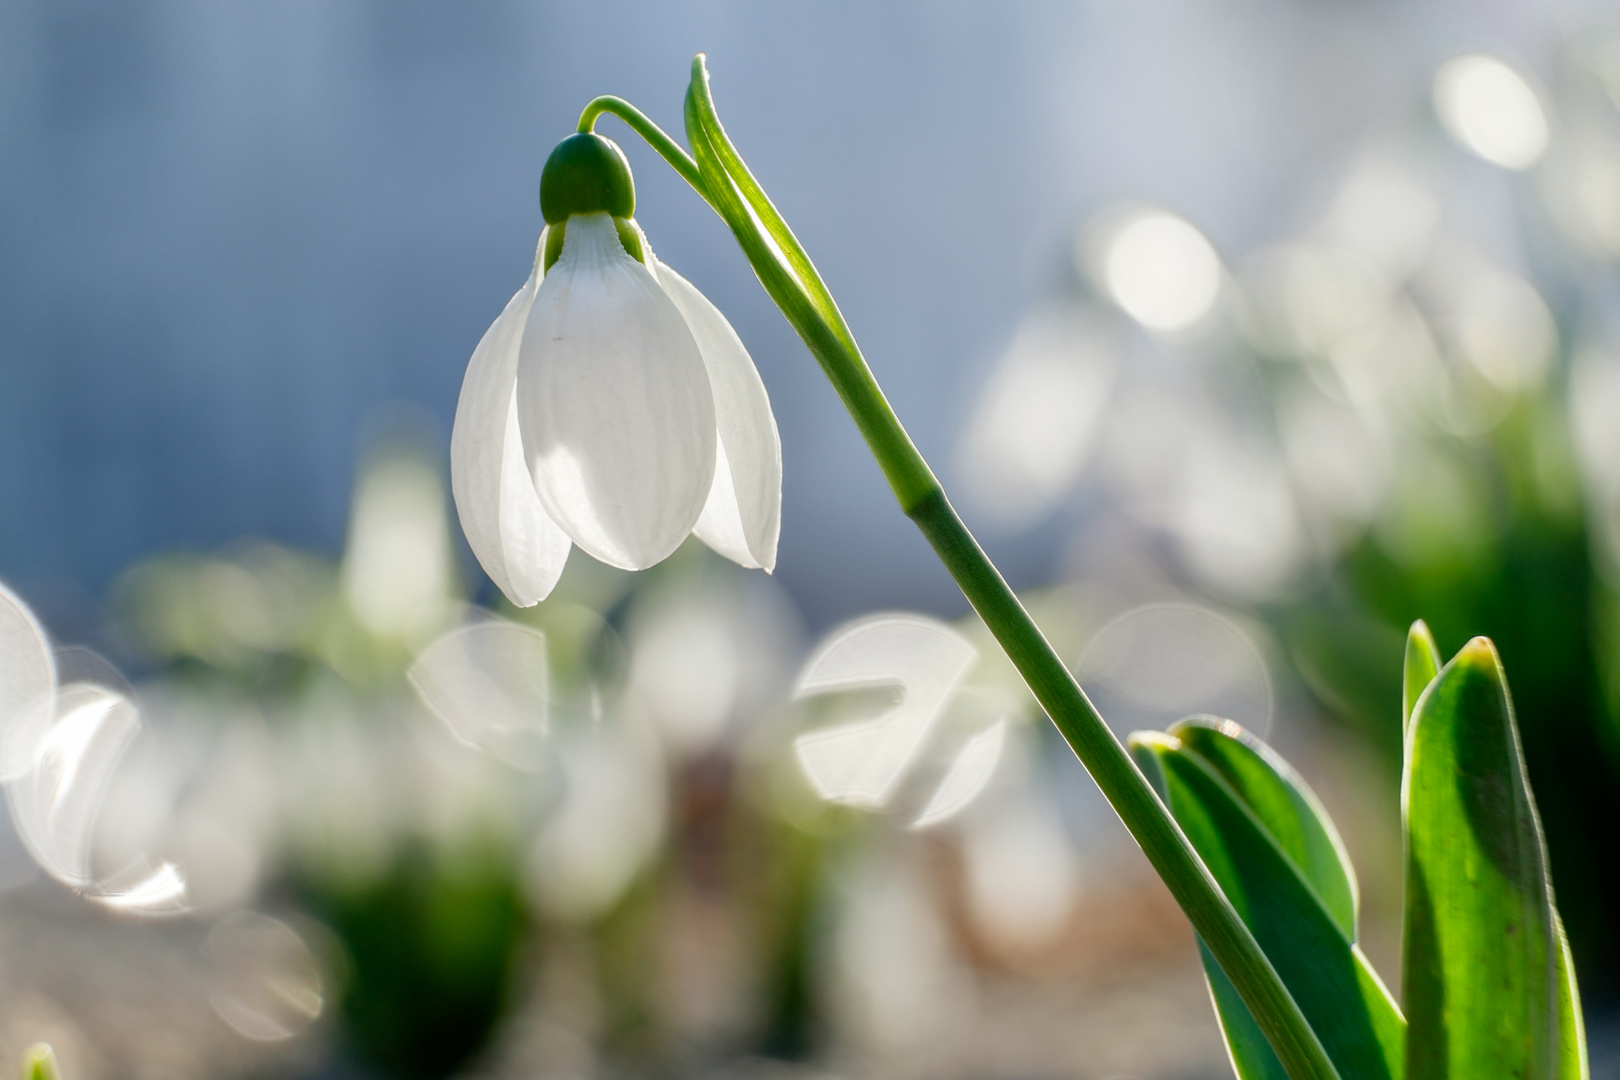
[22,1045,60,1080]
[1403,637,1585,1080]
[1172,718,1359,940]
[1131,731,1405,1080]
[1556,915,1589,1080]
[1402,621,1442,739]
[1134,737,1171,803]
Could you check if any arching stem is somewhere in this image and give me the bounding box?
[576,96,710,209]
[575,56,1342,1080]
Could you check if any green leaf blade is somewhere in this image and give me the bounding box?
[1556,916,1589,1080]
[1200,938,1293,1080]
[1172,718,1359,940]
[1402,636,1583,1080]
[1133,732,1405,1080]
[22,1046,60,1080]
[1403,621,1442,739]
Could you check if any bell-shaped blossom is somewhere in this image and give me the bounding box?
[451,212,781,606]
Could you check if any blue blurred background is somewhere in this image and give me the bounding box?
[0,0,1565,633]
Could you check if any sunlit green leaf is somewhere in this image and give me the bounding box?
[1172,718,1358,940]
[1197,937,1291,1080]
[1132,731,1404,1080]
[1403,637,1586,1080]
[1556,915,1589,1080]
[22,1045,60,1080]
[1402,620,1441,739]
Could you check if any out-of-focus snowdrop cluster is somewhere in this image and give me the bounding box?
[0,577,332,1080]
[90,688,277,914]
[410,619,553,771]
[826,848,977,1071]
[79,411,852,1080]
[949,34,1620,1012]
[954,726,1085,960]
[1539,36,1620,262]
[409,605,666,923]
[775,598,1264,1043]
[113,432,462,685]
[956,599,1274,962]
[1165,439,1308,599]
[1076,603,1273,740]
[1413,239,1558,428]
[342,436,459,645]
[523,710,663,922]
[957,44,1612,606]
[957,310,1119,529]
[778,612,1090,994]
[0,581,187,914]
[113,544,332,677]
[787,615,1012,831]
[1083,205,1226,335]
[1569,345,1620,582]
[1434,55,1550,171]
[406,563,806,925]
[627,571,802,761]
[203,911,326,1043]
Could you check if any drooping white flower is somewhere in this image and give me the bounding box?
[451,133,781,607]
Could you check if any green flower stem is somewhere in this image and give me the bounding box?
[577,96,709,210]
[581,58,1339,1080]
[911,494,1340,1080]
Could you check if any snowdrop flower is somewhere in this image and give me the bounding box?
[451,132,782,605]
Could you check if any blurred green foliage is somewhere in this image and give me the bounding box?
[1272,400,1620,999]
[298,838,531,1080]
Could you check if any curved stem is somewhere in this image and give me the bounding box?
[576,95,712,208]
[681,54,1340,1080]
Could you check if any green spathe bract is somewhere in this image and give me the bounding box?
[539,132,635,225]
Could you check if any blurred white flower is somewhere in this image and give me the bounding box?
[1433,55,1549,170]
[1082,205,1224,333]
[0,579,189,913]
[452,141,781,606]
[958,309,1118,529]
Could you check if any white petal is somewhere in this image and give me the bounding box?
[0,580,55,780]
[518,214,716,570]
[450,243,572,606]
[9,683,141,888]
[495,393,572,601]
[655,260,782,571]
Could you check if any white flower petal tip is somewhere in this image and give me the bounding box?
[518,214,717,571]
[450,244,572,607]
[655,260,782,573]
